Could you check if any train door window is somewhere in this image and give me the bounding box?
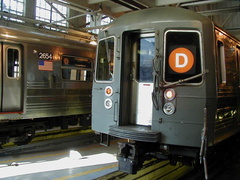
[217,41,226,84]
[95,37,115,82]
[164,30,202,84]
[137,36,155,82]
[7,48,20,78]
[61,55,92,81]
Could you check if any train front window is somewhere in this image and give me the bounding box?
[96,37,115,81]
[164,30,202,84]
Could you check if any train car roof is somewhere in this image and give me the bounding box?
[102,7,240,43]
[104,7,212,30]
[0,25,95,51]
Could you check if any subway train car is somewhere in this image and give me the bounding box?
[92,7,240,176]
[0,26,95,145]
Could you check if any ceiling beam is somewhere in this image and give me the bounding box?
[88,0,110,4]
[0,11,92,40]
[45,0,95,15]
[181,0,227,7]
[111,0,138,10]
[198,6,240,16]
[122,0,148,9]
[155,0,197,6]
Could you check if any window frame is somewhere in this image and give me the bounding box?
[95,36,116,83]
[0,0,24,22]
[163,29,203,85]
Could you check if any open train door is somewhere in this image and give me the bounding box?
[129,34,155,126]
[0,42,23,112]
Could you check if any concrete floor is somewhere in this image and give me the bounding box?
[0,138,121,180]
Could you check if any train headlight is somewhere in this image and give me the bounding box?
[164,89,176,101]
[104,98,113,109]
[105,86,113,97]
[163,102,175,115]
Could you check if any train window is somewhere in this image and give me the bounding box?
[137,36,154,82]
[217,41,226,84]
[237,47,240,86]
[95,37,115,82]
[164,30,202,83]
[61,55,92,81]
[7,48,20,78]
[226,44,238,86]
[217,40,238,86]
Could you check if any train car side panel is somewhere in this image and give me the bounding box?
[214,28,240,144]
[24,43,93,119]
[0,26,95,145]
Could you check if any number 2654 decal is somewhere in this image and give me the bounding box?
[39,52,53,60]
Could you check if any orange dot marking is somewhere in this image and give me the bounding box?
[106,88,111,95]
[169,48,194,73]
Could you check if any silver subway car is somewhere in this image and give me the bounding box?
[0,26,95,145]
[92,7,240,175]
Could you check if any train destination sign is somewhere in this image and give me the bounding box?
[168,47,194,73]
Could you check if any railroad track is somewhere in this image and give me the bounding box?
[96,159,193,180]
[180,134,240,180]
[96,134,240,180]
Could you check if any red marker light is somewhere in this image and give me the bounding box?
[105,86,113,97]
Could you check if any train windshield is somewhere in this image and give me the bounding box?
[96,37,115,82]
[164,30,202,84]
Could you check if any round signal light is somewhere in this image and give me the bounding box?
[164,89,176,101]
[163,102,175,115]
[104,98,113,109]
[105,86,113,97]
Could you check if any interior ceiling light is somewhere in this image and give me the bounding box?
[90,41,97,45]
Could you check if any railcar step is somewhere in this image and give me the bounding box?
[109,125,160,142]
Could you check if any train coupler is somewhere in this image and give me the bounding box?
[118,156,139,174]
[117,142,145,174]
[117,141,168,174]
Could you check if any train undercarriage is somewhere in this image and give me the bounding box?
[107,125,201,175]
[0,115,91,147]
[110,131,240,180]
[117,140,200,174]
